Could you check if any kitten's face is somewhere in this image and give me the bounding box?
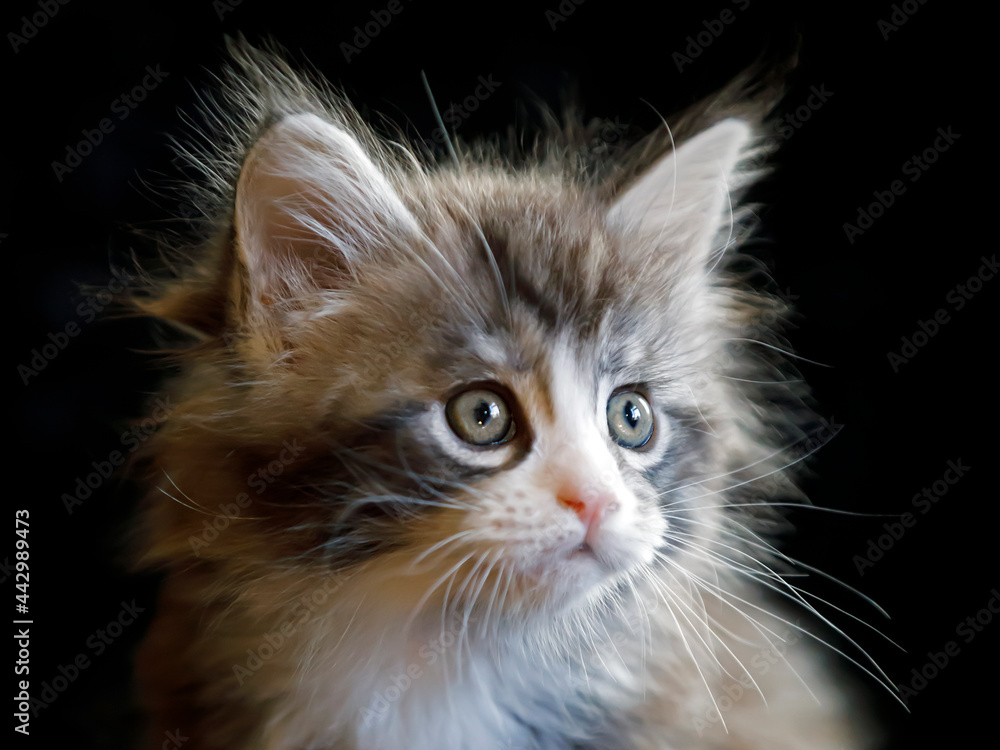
[153,112,756,631]
[413,348,671,612]
[241,190,704,623]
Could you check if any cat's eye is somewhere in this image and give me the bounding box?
[445,388,515,446]
[607,390,654,449]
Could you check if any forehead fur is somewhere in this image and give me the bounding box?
[132,42,798,495]
[256,167,711,425]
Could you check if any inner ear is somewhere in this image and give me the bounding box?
[234,112,418,312]
[607,118,753,269]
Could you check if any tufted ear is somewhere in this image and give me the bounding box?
[234,113,418,311]
[607,118,753,268]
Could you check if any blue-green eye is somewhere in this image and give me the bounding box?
[607,391,654,449]
[446,389,514,446]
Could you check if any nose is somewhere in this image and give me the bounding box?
[557,486,620,543]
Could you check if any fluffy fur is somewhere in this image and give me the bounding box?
[129,43,877,749]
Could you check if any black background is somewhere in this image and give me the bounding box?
[7,1,995,748]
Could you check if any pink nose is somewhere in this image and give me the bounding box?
[557,487,620,542]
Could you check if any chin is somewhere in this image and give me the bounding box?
[515,538,650,615]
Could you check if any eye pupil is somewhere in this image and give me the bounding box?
[446,388,514,447]
[474,400,495,426]
[607,390,654,449]
[623,401,640,429]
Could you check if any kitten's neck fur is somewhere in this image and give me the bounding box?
[147,565,662,749]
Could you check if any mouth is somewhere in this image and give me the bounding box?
[555,539,624,583]
[499,530,649,610]
[520,540,604,583]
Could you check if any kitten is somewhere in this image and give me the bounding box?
[130,43,878,750]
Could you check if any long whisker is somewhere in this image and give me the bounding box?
[654,549,907,710]
[662,426,842,509]
[159,471,216,515]
[667,528,900,648]
[654,432,817,501]
[722,337,833,368]
[662,575,769,707]
[657,582,729,733]
[403,551,475,638]
[685,514,893,619]
[659,561,819,706]
[411,529,477,567]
